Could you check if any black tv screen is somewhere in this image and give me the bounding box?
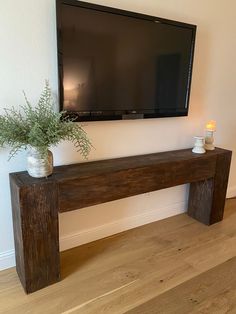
[56,0,196,121]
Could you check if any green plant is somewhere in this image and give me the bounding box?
[0,81,92,160]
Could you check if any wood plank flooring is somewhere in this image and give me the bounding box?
[0,198,236,313]
[127,257,236,314]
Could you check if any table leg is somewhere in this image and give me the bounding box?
[10,178,60,294]
[188,151,232,225]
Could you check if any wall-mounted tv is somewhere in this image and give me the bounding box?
[56,0,196,121]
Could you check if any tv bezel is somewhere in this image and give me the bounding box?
[56,0,197,122]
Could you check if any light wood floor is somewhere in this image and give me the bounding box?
[1,199,236,314]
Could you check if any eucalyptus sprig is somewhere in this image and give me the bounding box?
[0,81,92,160]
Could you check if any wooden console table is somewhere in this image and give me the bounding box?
[10,147,232,293]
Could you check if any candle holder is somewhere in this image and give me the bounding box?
[192,136,206,154]
[205,120,216,151]
[205,130,215,150]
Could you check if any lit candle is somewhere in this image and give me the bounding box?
[205,120,216,151]
[206,120,216,132]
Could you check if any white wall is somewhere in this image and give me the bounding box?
[0,0,236,270]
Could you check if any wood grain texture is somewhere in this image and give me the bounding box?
[188,150,232,225]
[57,148,222,212]
[9,147,232,294]
[1,199,236,313]
[188,179,214,225]
[10,178,25,288]
[10,176,60,293]
[58,155,216,212]
[126,257,236,314]
[210,151,232,223]
[53,147,225,212]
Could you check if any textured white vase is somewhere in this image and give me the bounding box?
[27,147,53,178]
[192,136,206,154]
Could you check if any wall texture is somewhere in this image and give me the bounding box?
[0,0,236,270]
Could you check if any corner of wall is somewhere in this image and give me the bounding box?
[0,250,15,271]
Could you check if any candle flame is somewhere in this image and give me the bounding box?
[206,120,216,131]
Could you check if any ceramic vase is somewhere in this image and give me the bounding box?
[192,136,206,154]
[27,147,53,178]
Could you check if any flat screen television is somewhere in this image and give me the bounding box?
[56,0,196,121]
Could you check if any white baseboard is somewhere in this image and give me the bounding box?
[0,201,186,271]
[60,201,186,251]
[0,249,15,271]
[227,186,236,199]
[1,187,234,271]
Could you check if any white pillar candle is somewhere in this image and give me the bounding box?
[205,120,216,150]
